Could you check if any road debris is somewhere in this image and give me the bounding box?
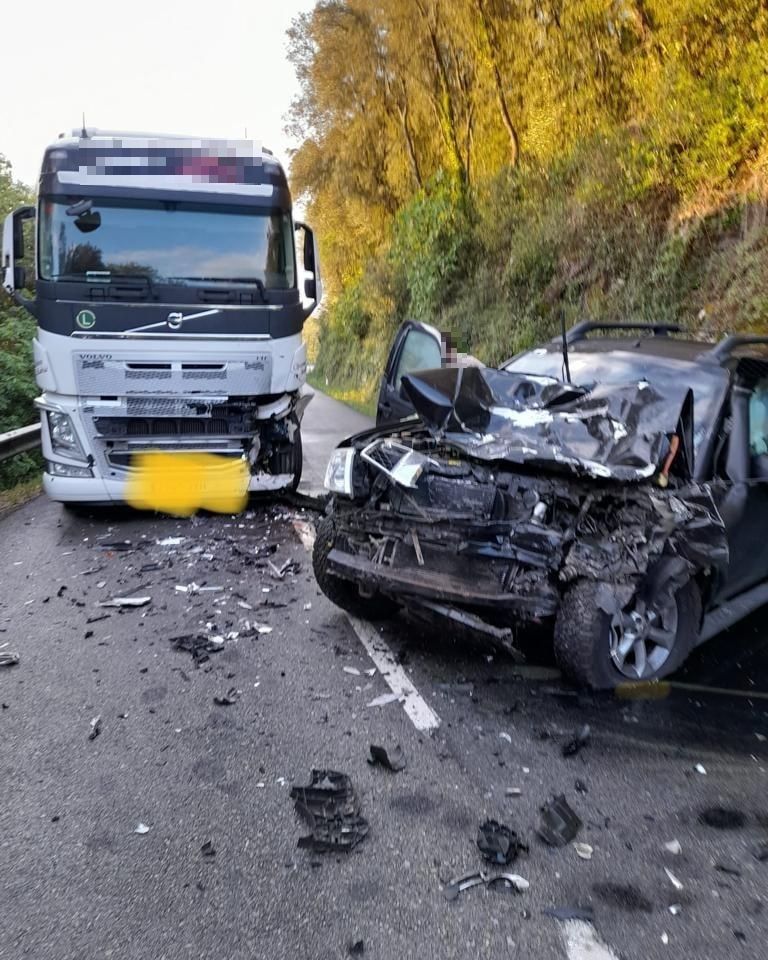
[347,940,365,957]
[213,687,240,706]
[343,666,361,676]
[367,692,401,708]
[669,904,682,916]
[694,763,707,775]
[538,795,582,846]
[134,823,150,834]
[574,842,593,860]
[290,770,369,853]
[157,536,184,546]
[97,596,151,608]
[664,839,682,855]
[0,651,20,668]
[506,787,522,798]
[477,819,528,865]
[88,716,102,740]
[661,932,669,945]
[562,724,591,758]
[170,634,224,665]
[714,859,742,877]
[574,779,588,795]
[368,744,406,772]
[200,840,216,858]
[499,732,513,744]
[664,867,684,891]
[543,905,594,922]
[443,870,529,901]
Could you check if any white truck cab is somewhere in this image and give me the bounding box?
[2,129,321,503]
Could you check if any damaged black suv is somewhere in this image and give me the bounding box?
[313,321,768,689]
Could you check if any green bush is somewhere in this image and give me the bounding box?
[0,305,40,489]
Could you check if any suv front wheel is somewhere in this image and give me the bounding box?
[553,578,701,690]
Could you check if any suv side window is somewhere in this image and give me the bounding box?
[394,329,442,388]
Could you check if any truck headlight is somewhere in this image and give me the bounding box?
[47,411,86,460]
[324,447,355,496]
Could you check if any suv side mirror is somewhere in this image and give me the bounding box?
[294,221,322,317]
[3,205,37,313]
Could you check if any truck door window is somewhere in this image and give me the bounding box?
[394,329,442,388]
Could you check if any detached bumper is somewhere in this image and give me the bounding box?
[326,548,559,618]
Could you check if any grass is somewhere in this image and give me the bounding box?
[0,475,42,515]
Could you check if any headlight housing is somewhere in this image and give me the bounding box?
[47,410,86,461]
[324,447,355,496]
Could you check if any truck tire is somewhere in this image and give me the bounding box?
[553,578,701,690]
[312,516,397,620]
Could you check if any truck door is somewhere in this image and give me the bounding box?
[376,321,442,425]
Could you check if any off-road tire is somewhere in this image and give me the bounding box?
[312,516,397,620]
[553,578,701,690]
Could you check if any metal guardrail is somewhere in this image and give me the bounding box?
[0,423,42,464]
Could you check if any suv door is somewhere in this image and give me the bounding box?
[376,321,442,425]
[718,361,768,598]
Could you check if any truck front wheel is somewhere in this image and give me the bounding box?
[553,579,701,690]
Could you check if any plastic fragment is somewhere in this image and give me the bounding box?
[506,787,522,797]
[443,870,529,901]
[477,819,528,865]
[499,732,513,744]
[200,840,216,858]
[97,596,151,608]
[669,904,681,916]
[343,666,361,676]
[134,823,150,834]
[367,692,400,708]
[538,795,582,846]
[562,724,591,757]
[664,840,682,856]
[661,932,669,945]
[368,744,406,772]
[573,842,593,860]
[715,859,742,877]
[694,763,707,775]
[0,652,20,667]
[664,867,684,891]
[348,941,365,956]
[291,769,368,853]
[88,716,102,740]
[157,536,184,546]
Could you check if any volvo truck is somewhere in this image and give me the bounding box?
[1,129,321,504]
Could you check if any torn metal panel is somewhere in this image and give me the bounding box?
[401,366,694,482]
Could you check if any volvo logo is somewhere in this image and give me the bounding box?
[166,308,221,331]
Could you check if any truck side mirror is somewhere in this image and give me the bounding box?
[294,221,322,317]
[3,205,37,313]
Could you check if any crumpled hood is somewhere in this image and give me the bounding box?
[401,366,693,481]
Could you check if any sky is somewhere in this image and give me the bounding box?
[2,0,318,189]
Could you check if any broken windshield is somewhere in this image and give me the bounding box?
[38,197,296,289]
[504,348,728,450]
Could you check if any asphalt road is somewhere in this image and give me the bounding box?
[1,389,767,960]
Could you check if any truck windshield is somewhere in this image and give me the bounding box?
[38,197,295,289]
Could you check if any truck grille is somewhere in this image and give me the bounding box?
[94,417,232,438]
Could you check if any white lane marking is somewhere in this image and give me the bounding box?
[347,615,441,733]
[563,921,620,960]
[292,518,441,734]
